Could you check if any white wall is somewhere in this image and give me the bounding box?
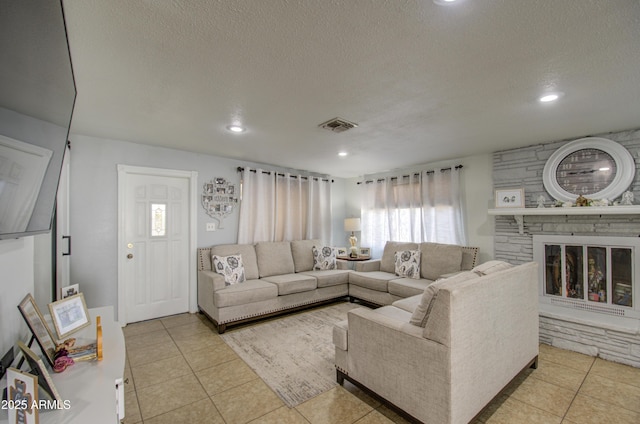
[67,134,347,312]
[0,238,36,359]
[342,153,494,263]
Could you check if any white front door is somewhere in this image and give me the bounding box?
[117,165,197,324]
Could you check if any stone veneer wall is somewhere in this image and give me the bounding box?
[493,128,640,367]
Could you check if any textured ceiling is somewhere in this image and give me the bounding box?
[62,0,640,178]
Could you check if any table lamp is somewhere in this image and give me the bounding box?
[344,218,361,258]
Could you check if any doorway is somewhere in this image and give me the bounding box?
[117,165,197,325]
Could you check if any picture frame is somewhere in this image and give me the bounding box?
[6,367,39,424]
[60,283,79,299]
[17,294,57,367]
[335,247,348,257]
[48,293,91,339]
[359,247,371,258]
[17,340,62,403]
[495,188,525,208]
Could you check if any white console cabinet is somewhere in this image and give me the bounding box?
[1,306,125,424]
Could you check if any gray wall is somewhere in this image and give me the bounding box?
[493,129,640,263]
[68,134,347,311]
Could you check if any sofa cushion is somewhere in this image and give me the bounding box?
[420,243,463,281]
[473,260,513,275]
[299,269,350,288]
[313,246,337,270]
[392,294,422,313]
[290,239,321,272]
[211,244,259,280]
[261,273,317,295]
[380,242,419,273]
[349,271,398,292]
[388,277,432,298]
[394,250,421,279]
[212,254,246,285]
[255,241,295,277]
[410,271,478,327]
[214,279,278,307]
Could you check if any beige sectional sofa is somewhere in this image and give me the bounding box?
[333,261,539,424]
[197,239,351,333]
[348,241,479,306]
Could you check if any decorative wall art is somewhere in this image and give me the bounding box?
[202,177,237,228]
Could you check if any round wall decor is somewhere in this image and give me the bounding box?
[542,137,635,203]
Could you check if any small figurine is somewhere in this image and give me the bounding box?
[536,195,546,208]
[575,195,589,207]
[620,191,634,206]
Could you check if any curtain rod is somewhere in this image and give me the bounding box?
[356,165,463,185]
[236,167,333,182]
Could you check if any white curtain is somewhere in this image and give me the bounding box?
[361,167,466,258]
[238,168,332,244]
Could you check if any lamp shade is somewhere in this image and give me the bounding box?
[344,218,361,232]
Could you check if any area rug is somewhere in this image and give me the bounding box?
[220,302,363,407]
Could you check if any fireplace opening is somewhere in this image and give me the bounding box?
[534,235,640,324]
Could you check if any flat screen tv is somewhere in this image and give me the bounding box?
[0,0,76,240]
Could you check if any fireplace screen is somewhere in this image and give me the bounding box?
[544,243,632,307]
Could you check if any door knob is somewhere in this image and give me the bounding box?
[127,254,133,259]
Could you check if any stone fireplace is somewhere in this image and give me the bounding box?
[492,129,640,367]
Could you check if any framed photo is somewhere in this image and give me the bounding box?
[495,188,525,208]
[17,294,57,367]
[335,247,348,257]
[6,367,39,424]
[359,247,371,258]
[17,340,62,403]
[60,283,79,299]
[48,293,90,339]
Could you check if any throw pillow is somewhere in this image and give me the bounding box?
[212,254,246,285]
[472,260,513,276]
[394,250,421,279]
[312,246,337,270]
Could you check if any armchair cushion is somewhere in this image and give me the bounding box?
[291,239,321,272]
[255,241,295,277]
[420,243,463,280]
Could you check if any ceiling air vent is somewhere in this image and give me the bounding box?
[318,117,358,133]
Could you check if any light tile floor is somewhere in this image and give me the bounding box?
[121,312,640,424]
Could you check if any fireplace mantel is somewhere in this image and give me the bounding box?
[488,206,640,234]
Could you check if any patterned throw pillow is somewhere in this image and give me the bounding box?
[212,254,246,285]
[394,250,421,279]
[312,246,337,270]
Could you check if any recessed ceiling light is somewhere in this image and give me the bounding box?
[433,0,460,5]
[227,125,245,133]
[539,92,564,103]
[338,152,348,157]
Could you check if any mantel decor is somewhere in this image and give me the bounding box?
[201,177,237,228]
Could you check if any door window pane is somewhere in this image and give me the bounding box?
[151,203,166,237]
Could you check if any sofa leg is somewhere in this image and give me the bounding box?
[217,323,227,334]
[336,369,345,385]
[530,355,539,370]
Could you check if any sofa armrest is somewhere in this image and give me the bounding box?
[346,308,449,422]
[199,270,226,293]
[354,259,380,272]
